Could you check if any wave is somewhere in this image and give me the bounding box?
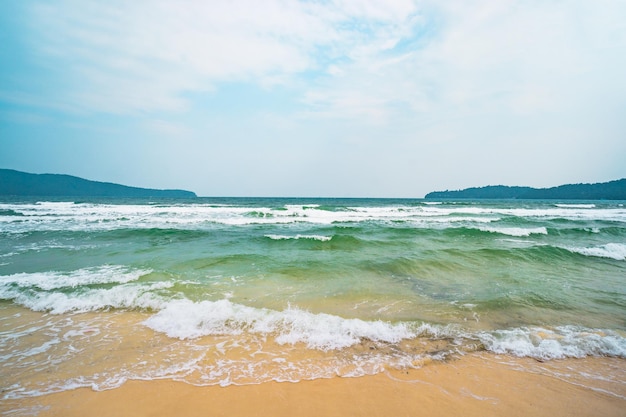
[2,296,625,400]
[468,243,625,270]
[0,266,163,314]
[8,278,622,361]
[476,226,548,237]
[143,299,426,350]
[555,204,596,208]
[265,234,332,242]
[477,326,626,360]
[2,200,624,233]
[475,243,626,265]
[0,242,102,260]
[550,226,622,236]
[0,209,25,217]
[0,265,151,291]
[0,282,170,314]
[102,227,211,241]
[143,299,626,359]
[563,243,626,261]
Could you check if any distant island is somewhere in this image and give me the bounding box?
[425,178,626,200]
[0,169,197,198]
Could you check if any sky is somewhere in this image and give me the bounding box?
[1,0,625,198]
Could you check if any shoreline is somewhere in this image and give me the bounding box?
[3,353,624,417]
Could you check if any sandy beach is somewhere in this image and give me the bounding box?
[3,353,624,417]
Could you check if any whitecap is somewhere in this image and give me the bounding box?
[0,266,151,290]
[0,281,170,314]
[265,234,332,242]
[478,326,626,360]
[554,204,596,208]
[564,243,626,261]
[477,226,548,237]
[143,299,419,351]
[2,201,625,233]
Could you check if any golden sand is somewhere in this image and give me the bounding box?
[3,353,624,417]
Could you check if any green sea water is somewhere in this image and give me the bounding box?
[1,198,625,397]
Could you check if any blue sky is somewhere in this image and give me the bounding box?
[1,0,625,197]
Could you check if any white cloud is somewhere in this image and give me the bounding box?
[304,0,626,121]
[25,0,426,113]
[20,0,626,118]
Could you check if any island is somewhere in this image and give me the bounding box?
[0,169,197,198]
[425,178,626,200]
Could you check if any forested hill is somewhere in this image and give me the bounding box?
[425,179,626,200]
[0,169,197,198]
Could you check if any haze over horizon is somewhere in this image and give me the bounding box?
[2,1,625,198]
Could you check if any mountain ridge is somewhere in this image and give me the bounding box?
[0,169,197,198]
[425,178,626,200]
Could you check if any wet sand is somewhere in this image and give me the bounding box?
[3,353,624,417]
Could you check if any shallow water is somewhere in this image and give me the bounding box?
[1,197,625,397]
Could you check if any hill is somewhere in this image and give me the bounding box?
[0,169,197,198]
[425,179,626,200]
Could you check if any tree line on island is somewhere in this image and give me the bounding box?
[425,178,626,200]
[0,169,197,198]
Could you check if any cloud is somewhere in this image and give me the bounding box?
[15,0,626,118]
[22,0,427,114]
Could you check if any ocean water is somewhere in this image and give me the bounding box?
[0,197,625,398]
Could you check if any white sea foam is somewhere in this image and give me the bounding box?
[418,205,626,223]
[10,242,100,254]
[411,216,498,225]
[478,326,626,360]
[265,234,332,242]
[4,299,625,400]
[477,226,548,237]
[2,201,625,233]
[0,266,151,291]
[143,299,420,351]
[564,243,626,261]
[143,300,626,360]
[0,281,170,314]
[555,204,596,208]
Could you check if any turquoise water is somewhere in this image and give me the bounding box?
[1,198,625,396]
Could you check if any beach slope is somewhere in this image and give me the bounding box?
[4,354,624,417]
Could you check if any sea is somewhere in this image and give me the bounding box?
[1,197,625,399]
